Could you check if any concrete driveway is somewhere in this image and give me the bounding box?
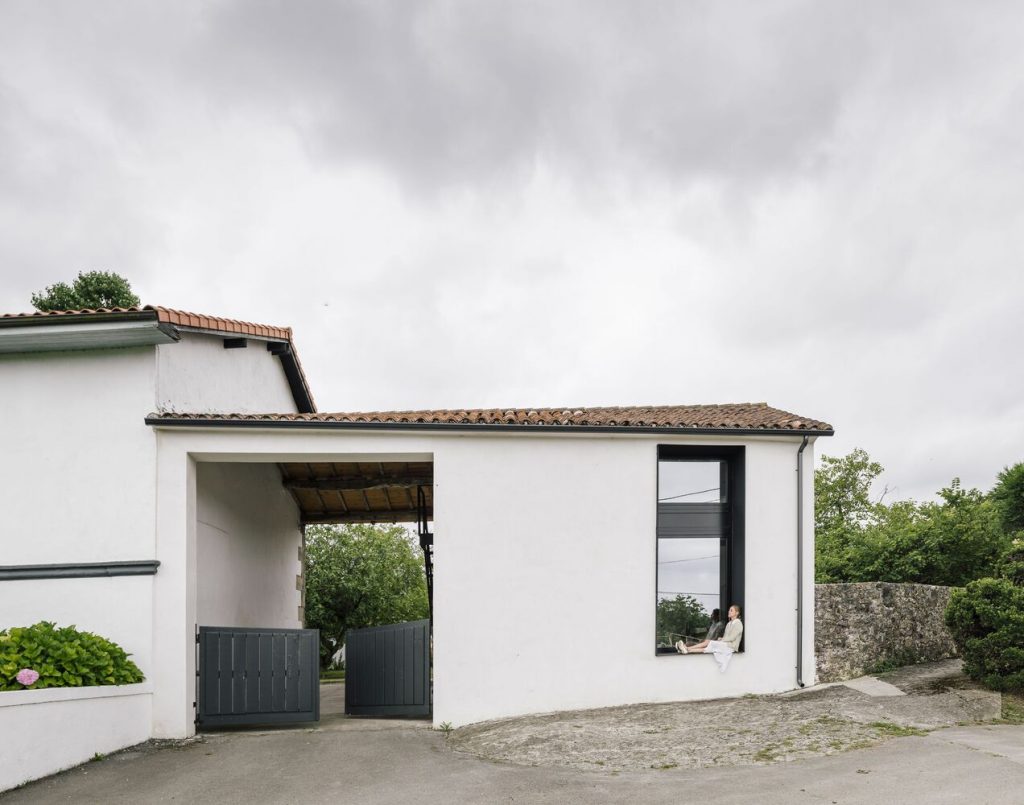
[3,678,1023,805]
[3,720,1022,804]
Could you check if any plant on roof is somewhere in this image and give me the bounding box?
[30,270,141,311]
[0,622,144,691]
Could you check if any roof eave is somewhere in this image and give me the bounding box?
[0,317,178,353]
[143,416,833,437]
[0,309,316,413]
[0,310,159,329]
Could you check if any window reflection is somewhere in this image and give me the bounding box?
[656,458,727,652]
[658,461,725,503]
[656,537,719,647]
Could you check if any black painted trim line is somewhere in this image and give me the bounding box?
[0,561,160,581]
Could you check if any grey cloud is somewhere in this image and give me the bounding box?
[0,0,1022,505]
[187,0,874,193]
[0,79,160,300]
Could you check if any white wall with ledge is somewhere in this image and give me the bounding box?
[0,576,154,676]
[0,347,157,565]
[151,426,817,733]
[1,331,306,746]
[0,683,152,792]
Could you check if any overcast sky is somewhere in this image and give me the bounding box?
[2,1,1022,501]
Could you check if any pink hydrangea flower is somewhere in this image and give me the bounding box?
[16,668,39,687]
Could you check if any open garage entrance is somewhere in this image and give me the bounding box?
[194,456,433,729]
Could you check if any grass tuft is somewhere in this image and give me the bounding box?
[870,721,927,738]
[997,692,1024,724]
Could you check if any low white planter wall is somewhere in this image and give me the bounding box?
[0,682,153,792]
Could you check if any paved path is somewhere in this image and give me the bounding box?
[451,660,1000,771]
[3,718,1022,804]
[2,669,1017,804]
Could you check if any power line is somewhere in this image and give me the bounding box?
[658,555,717,564]
[658,487,719,502]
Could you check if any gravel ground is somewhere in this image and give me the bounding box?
[449,662,1000,773]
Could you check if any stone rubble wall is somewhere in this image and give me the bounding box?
[815,582,959,683]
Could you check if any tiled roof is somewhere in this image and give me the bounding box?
[1,304,315,412]
[148,403,833,433]
[0,305,293,341]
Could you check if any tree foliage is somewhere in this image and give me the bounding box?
[815,448,884,536]
[304,524,429,668]
[998,538,1024,587]
[31,270,141,311]
[656,595,709,646]
[991,463,1024,536]
[815,450,1011,587]
[814,449,885,582]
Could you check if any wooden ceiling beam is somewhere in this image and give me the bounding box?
[284,476,432,492]
[302,509,425,525]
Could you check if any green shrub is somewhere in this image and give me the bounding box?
[0,622,144,691]
[998,538,1024,587]
[945,579,1024,692]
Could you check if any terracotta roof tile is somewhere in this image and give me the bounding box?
[0,306,148,319]
[145,306,295,341]
[149,403,833,433]
[0,304,314,412]
[0,305,294,341]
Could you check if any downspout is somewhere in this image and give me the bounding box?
[796,435,809,687]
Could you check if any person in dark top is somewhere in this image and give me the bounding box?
[705,609,725,641]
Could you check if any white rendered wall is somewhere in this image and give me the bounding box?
[433,435,816,726]
[0,684,152,792]
[151,428,816,734]
[0,348,157,564]
[1,339,304,749]
[156,333,297,414]
[195,462,303,628]
[0,348,158,677]
[0,576,154,679]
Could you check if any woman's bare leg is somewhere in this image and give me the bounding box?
[687,639,711,652]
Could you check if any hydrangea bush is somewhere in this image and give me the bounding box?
[0,622,144,691]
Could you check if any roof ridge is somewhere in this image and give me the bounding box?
[144,306,293,335]
[146,403,833,433]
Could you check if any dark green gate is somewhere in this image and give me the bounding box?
[197,626,320,728]
[345,619,431,717]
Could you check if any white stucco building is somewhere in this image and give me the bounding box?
[0,305,833,789]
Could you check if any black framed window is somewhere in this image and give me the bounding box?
[655,446,744,654]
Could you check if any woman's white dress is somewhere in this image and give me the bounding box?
[703,640,735,672]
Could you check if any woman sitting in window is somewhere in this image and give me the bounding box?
[676,604,743,671]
